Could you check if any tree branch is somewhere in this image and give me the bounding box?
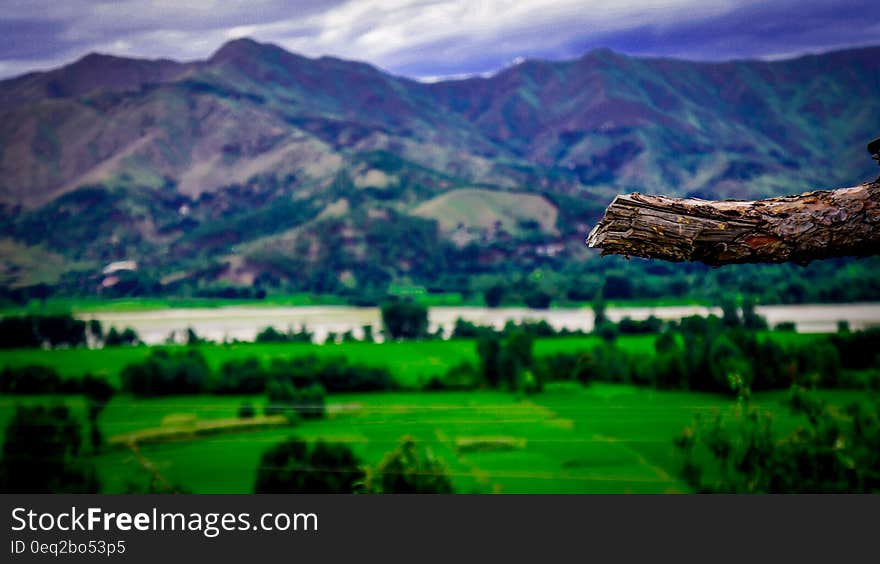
[586,181,880,266]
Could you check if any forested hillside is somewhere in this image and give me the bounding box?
[2,39,879,303]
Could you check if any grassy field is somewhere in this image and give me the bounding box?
[0,385,865,494]
[0,329,845,493]
[0,294,712,316]
[0,340,479,387]
[412,188,559,236]
[0,333,829,388]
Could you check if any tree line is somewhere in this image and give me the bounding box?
[0,314,140,349]
[675,386,880,493]
[425,312,880,395]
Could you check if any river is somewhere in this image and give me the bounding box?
[79,303,880,345]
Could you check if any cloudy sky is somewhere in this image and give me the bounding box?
[1,0,879,80]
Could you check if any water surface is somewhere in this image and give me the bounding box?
[80,303,880,344]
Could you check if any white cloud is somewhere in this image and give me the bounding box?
[0,0,875,79]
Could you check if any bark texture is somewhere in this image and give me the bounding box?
[586,181,880,266]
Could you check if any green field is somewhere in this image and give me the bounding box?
[0,330,847,493]
[0,333,828,388]
[0,294,710,316]
[0,340,480,387]
[412,188,559,236]
[0,385,864,493]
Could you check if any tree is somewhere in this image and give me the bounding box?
[119,327,140,345]
[105,326,140,346]
[35,315,88,348]
[87,319,103,343]
[523,289,551,309]
[81,375,116,452]
[0,316,41,348]
[720,297,740,328]
[184,327,204,345]
[0,364,65,394]
[591,289,609,333]
[363,436,453,493]
[381,301,429,340]
[484,284,505,308]
[708,335,752,395]
[255,326,287,343]
[254,438,363,493]
[238,402,256,419]
[361,325,374,343]
[501,330,535,389]
[0,404,99,493]
[676,388,880,493]
[653,332,687,389]
[265,380,326,420]
[476,334,502,388]
[741,296,768,330]
[120,349,211,396]
[798,342,842,388]
[215,357,266,394]
[476,330,535,391]
[596,321,619,343]
[0,314,88,349]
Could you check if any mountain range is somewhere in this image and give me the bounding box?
[1,38,879,297]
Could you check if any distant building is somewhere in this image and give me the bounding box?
[535,243,565,257]
[102,260,138,275]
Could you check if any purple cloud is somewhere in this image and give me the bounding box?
[0,0,877,80]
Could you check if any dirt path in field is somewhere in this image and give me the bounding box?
[125,442,174,493]
[434,427,499,493]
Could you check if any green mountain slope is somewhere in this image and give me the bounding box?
[1,39,879,301]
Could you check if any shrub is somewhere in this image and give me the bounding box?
[81,374,115,451]
[617,316,663,334]
[104,326,140,346]
[424,362,479,391]
[0,314,88,349]
[476,334,502,388]
[255,326,286,343]
[592,290,607,327]
[120,349,212,396]
[34,315,88,348]
[476,330,535,390]
[796,342,842,388]
[254,438,363,493]
[0,404,99,493]
[0,365,68,394]
[363,436,453,493]
[536,353,595,384]
[255,326,313,343]
[265,380,326,420]
[830,328,880,370]
[238,402,256,419]
[381,301,428,340]
[484,284,505,308]
[215,357,266,394]
[707,335,752,395]
[0,316,42,348]
[595,321,619,342]
[523,289,552,309]
[184,327,204,345]
[451,318,485,339]
[265,355,397,393]
[675,389,880,493]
